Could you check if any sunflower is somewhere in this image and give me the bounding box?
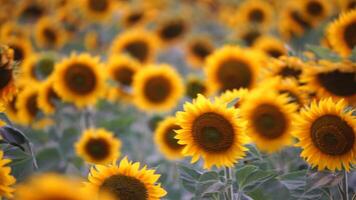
[185,75,211,99]
[186,36,214,68]
[293,98,355,171]
[205,45,262,93]
[56,7,83,37]
[16,0,48,22]
[156,17,189,45]
[215,88,249,109]
[38,78,60,115]
[4,95,19,123]
[241,89,297,153]
[154,116,184,159]
[236,0,274,30]
[338,0,356,11]
[299,0,332,26]
[80,0,115,21]
[327,9,356,56]
[14,174,101,200]
[85,31,101,51]
[16,88,41,125]
[267,56,305,81]
[75,128,122,165]
[0,151,15,199]
[302,60,356,105]
[53,53,106,108]
[175,94,249,169]
[85,157,167,200]
[121,7,156,28]
[237,28,263,46]
[253,36,287,58]
[34,16,66,49]
[132,64,184,112]
[4,37,32,63]
[0,45,17,102]
[110,29,158,64]
[0,21,28,40]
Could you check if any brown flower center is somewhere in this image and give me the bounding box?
[248,9,265,23]
[88,0,108,12]
[0,68,12,89]
[114,66,134,86]
[84,138,110,160]
[143,76,171,103]
[9,45,24,62]
[21,4,44,21]
[311,115,354,155]
[100,175,148,200]
[278,66,302,79]
[123,40,149,63]
[251,104,287,139]
[343,21,356,50]
[126,11,143,25]
[192,112,234,153]
[47,87,60,107]
[164,125,183,150]
[186,80,206,99]
[242,31,261,46]
[26,93,39,117]
[43,28,57,46]
[317,70,356,97]
[291,11,311,29]
[159,21,186,41]
[191,42,212,60]
[267,48,284,58]
[64,63,97,95]
[217,58,253,91]
[306,1,323,16]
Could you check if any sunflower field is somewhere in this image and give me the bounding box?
[0,0,356,199]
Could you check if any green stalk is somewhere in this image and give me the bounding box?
[225,167,234,200]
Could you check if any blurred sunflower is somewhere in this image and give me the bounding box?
[85,157,167,200]
[338,0,356,11]
[294,98,355,171]
[80,0,115,20]
[186,36,214,68]
[4,95,19,123]
[185,75,210,99]
[16,0,48,22]
[4,37,32,63]
[215,88,249,109]
[236,0,274,29]
[121,7,155,28]
[268,56,305,81]
[0,45,17,102]
[16,88,41,125]
[237,28,263,46]
[132,64,184,112]
[53,53,106,108]
[38,78,60,115]
[0,21,28,40]
[110,29,158,63]
[85,31,101,51]
[241,90,297,153]
[299,0,332,26]
[327,9,356,56]
[156,17,189,45]
[34,16,66,49]
[205,45,261,93]
[14,174,100,200]
[175,94,249,169]
[253,36,287,58]
[154,116,184,160]
[0,151,16,199]
[75,128,122,165]
[20,54,56,86]
[302,60,356,105]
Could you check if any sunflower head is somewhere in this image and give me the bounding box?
[4,37,32,63]
[53,53,106,108]
[241,89,297,153]
[0,45,17,102]
[294,98,355,171]
[85,157,167,200]
[0,151,16,199]
[185,75,210,99]
[156,17,189,45]
[38,78,61,115]
[253,36,287,58]
[268,56,305,81]
[75,128,122,165]
[236,0,274,29]
[80,0,115,21]
[186,36,214,68]
[176,94,249,169]
[215,88,249,109]
[35,16,67,49]
[16,88,42,125]
[132,64,184,112]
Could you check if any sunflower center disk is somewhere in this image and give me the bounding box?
[143,76,171,103]
[0,68,12,89]
[124,41,148,63]
[43,28,57,45]
[217,58,252,91]
[88,0,108,12]
[317,70,356,97]
[192,43,211,59]
[85,138,110,160]
[127,12,143,24]
[242,31,261,46]
[252,104,287,139]
[311,115,354,156]
[35,58,55,80]
[306,1,323,16]
[291,11,311,29]
[164,125,183,150]
[267,49,283,58]
[21,4,44,21]
[26,94,39,117]
[100,175,148,200]
[114,66,134,86]
[192,112,234,153]
[278,66,302,79]
[9,45,24,61]
[159,22,185,41]
[248,9,265,23]
[64,63,96,95]
[186,81,206,99]
[343,21,356,50]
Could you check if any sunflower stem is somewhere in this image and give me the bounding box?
[225,167,234,200]
[340,170,349,200]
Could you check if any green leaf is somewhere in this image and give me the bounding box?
[36,147,61,171]
[199,171,219,182]
[236,165,276,192]
[195,181,226,197]
[227,98,239,108]
[306,45,341,61]
[178,164,202,181]
[181,178,196,193]
[306,172,343,192]
[59,127,79,157]
[235,165,258,188]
